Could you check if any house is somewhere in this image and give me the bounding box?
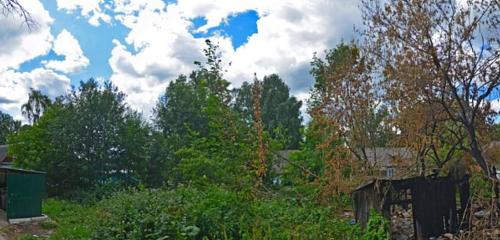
[354,147,413,177]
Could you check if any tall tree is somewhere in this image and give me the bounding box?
[175,94,255,189]
[309,43,389,169]
[154,40,235,184]
[155,40,230,140]
[233,74,303,149]
[10,79,149,195]
[21,88,51,124]
[0,111,21,144]
[252,78,266,189]
[363,0,500,175]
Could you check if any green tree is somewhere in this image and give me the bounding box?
[175,95,255,189]
[154,75,209,146]
[233,74,303,149]
[309,43,394,169]
[155,40,230,142]
[10,79,149,196]
[153,40,233,184]
[0,111,21,144]
[21,88,51,124]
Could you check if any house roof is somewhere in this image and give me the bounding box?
[0,166,45,175]
[355,147,413,167]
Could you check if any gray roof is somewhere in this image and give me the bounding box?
[0,145,7,162]
[355,147,413,167]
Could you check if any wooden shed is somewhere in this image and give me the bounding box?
[352,176,470,240]
[0,166,46,221]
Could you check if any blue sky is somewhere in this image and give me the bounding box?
[20,1,259,87]
[191,10,259,48]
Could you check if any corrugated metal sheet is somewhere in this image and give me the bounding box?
[6,172,46,219]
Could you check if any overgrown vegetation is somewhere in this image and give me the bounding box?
[1,0,498,239]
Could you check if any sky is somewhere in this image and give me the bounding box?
[0,0,363,121]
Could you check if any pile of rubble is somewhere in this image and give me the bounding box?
[390,203,500,240]
[391,206,414,240]
[454,203,500,239]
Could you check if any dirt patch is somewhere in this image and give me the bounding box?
[0,220,54,240]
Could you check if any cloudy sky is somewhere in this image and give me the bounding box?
[0,0,362,121]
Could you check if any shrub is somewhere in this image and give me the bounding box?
[363,210,389,240]
[92,186,362,240]
[43,199,98,239]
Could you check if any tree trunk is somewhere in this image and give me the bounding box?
[466,126,490,176]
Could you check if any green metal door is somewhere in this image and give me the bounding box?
[7,173,46,219]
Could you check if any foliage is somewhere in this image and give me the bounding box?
[284,119,340,186]
[174,95,255,190]
[363,210,389,240]
[469,173,495,199]
[4,15,497,239]
[92,186,362,240]
[154,74,210,148]
[309,43,390,168]
[21,88,51,124]
[0,110,21,144]
[362,0,500,175]
[9,79,150,196]
[153,40,234,186]
[233,74,303,149]
[154,39,230,144]
[43,199,97,239]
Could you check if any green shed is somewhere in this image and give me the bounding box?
[0,166,46,220]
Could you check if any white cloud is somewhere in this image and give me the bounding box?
[108,0,206,115]
[491,99,500,112]
[0,0,59,120]
[0,1,85,121]
[103,0,361,117]
[0,0,53,72]
[0,0,362,121]
[225,1,360,93]
[56,0,111,26]
[173,0,265,33]
[43,29,90,73]
[0,68,70,120]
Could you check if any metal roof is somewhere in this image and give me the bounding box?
[353,147,413,167]
[0,166,45,175]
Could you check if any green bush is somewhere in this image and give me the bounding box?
[43,199,98,239]
[363,210,389,240]
[91,186,362,240]
[469,174,494,198]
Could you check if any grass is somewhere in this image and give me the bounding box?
[32,187,362,239]
[41,199,97,239]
